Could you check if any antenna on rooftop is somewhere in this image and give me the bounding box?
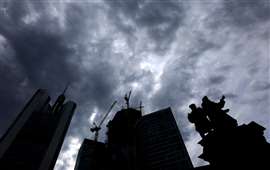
[62,83,70,95]
[139,101,144,112]
[134,100,144,113]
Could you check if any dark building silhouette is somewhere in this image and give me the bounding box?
[75,107,193,170]
[74,139,109,170]
[0,89,76,170]
[107,108,142,170]
[193,165,211,170]
[198,121,270,169]
[136,108,193,170]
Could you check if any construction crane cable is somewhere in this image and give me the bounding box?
[98,101,117,127]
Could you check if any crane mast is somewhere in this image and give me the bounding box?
[90,101,117,141]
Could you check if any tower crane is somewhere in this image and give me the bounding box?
[90,101,117,141]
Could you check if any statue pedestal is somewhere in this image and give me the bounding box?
[198,121,269,169]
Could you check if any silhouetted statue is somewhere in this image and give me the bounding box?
[124,91,132,108]
[201,96,237,131]
[188,104,212,137]
[188,95,270,170]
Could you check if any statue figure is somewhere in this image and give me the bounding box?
[124,91,132,109]
[201,96,237,131]
[188,104,212,138]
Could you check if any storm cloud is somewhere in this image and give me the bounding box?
[0,0,269,169]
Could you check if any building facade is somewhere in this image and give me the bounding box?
[0,89,76,170]
[136,108,193,170]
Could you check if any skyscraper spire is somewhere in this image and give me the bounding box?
[51,84,69,114]
[62,83,69,95]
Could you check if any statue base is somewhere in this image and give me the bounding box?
[198,121,270,169]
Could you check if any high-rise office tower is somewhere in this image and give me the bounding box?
[136,108,193,170]
[0,89,76,170]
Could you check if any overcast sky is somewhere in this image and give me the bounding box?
[0,0,269,169]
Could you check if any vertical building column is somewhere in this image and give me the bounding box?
[0,89,50,159]
[38,101,76,170]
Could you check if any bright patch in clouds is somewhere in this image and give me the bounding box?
[89,107,98,124]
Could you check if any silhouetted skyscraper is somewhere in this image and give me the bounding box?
[136,108,193,170]
[0,89,76,170]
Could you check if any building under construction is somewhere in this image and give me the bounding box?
[74,106,193,170]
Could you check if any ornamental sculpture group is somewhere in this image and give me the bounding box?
[188,96,270,169]
[188,96,237,138]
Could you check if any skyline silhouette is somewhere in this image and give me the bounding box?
[0,1,269,169]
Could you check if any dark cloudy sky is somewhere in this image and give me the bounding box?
[0,0,269,169]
